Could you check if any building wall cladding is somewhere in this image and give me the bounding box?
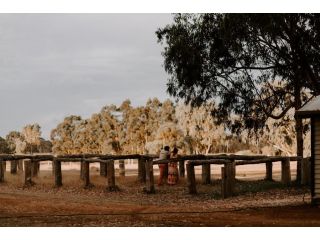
[314,118,320,198]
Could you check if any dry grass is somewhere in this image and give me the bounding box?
[0,168,315,226]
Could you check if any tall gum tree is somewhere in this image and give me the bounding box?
[157,14,320,182]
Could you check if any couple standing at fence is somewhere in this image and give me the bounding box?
[158,146,179,186]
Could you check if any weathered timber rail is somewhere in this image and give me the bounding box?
[0,154,310,198]
[152,155,309,197]
[0,154,156,190]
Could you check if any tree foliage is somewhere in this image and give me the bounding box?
[0,136,10,154]
[156,14,319,134]
[50,98,307,156]
[22,124,41,154]
[51,99,225,155]
[5,124,50,154]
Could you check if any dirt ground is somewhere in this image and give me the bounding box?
[0,167,319,227]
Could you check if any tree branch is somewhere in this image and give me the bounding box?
[255,101,294,120]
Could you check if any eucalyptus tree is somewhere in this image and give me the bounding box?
[119,100,148,154]
[176,103,226,154]
[21,123,42,175]
[22,124,41,154]
[0,137,9,174]
[0,137,10,154]
[38,138,53,153]
[6,131,26,173]
[144,98,162,144]
[157,13,320,181]
[6,131,25,153]
[51,115,83,154]
[98,104,122,154]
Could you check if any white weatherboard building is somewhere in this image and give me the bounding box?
[296,95,320,204]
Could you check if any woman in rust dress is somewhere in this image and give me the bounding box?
[168,147,179,185]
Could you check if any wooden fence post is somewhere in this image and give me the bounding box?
[54,159,62,187]
[144,159,155,194]
[297,160,301,185]
[119,160,125,177]
[24,160,33,186]
[221,162,235,198]
[221,166,227,198]
[281,158,291,185]
[31,161,39,177]
[52,160,55,175]
[229,162,236,196]
[107,160,117,191]
[179,159,185,177]
[83,161,91,188]
[80,161,85,180]
[301,158,311,185]
[186,161,197,194]
[10,160,18,174]
[0,160,5,183]
[265,162,273,181]
[202,163,211,184]
[100,162,107,177]
[138,157,146,183]
[18,160,23,172]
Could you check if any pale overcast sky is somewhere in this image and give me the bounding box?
[0,14,173,139]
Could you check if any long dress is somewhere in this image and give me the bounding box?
[168,154,179,185]
[158,149,169,185]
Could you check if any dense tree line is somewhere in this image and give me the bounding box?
[0,99,310,157]
[50,98,228,155]
[50,98,309,156]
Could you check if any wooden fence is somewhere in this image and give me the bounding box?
[152,155,309,197]
[0,154,152,190]
[0,153,310,198]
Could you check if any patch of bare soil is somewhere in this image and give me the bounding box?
[0,170,318,226]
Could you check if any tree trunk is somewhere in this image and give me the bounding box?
[295,117,303,184]
[295,85,303,184]
[206,144,212,155]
